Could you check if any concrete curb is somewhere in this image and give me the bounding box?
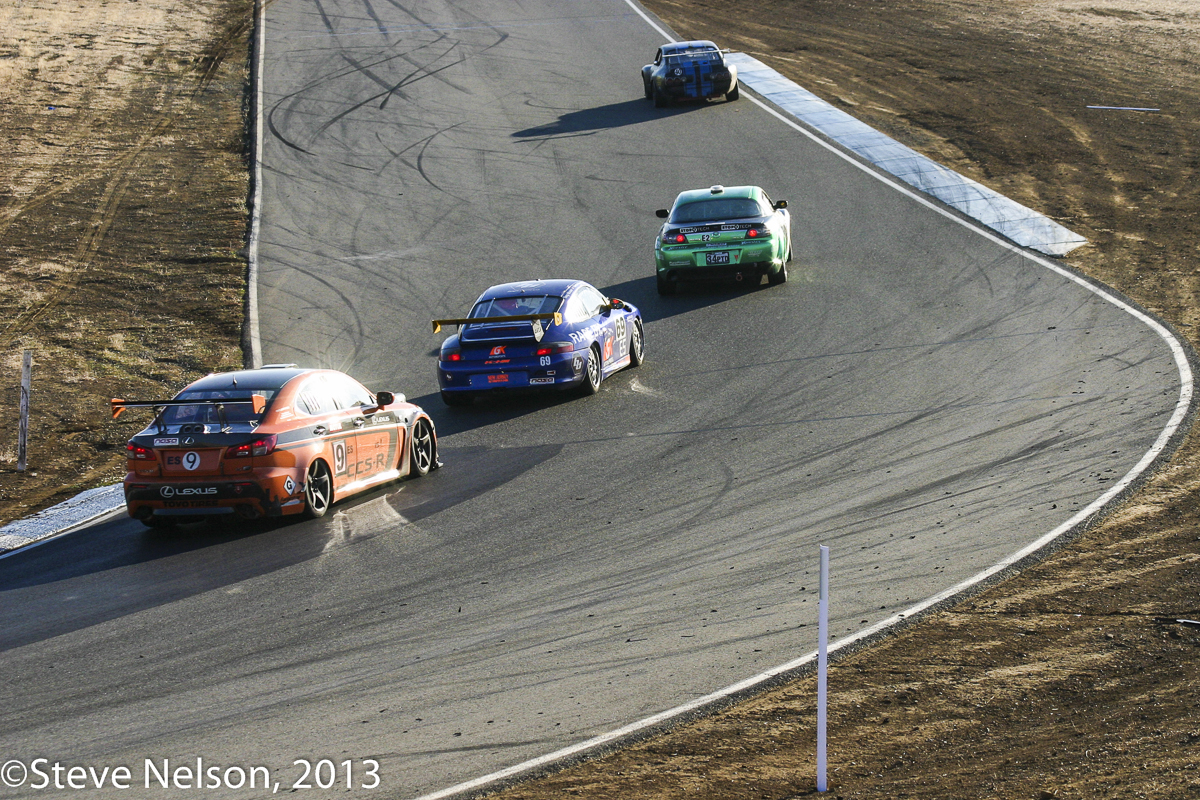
[0,484,124,555]
[726,52,1087,257]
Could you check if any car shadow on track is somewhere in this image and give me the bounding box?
[512,98,695,138]
[601,275,776,324]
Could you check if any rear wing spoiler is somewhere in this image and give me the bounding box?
[431,312,563,342]
[111,395,267,433]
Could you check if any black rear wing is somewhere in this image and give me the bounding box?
[431,312,563,342]
[111,395,267,434]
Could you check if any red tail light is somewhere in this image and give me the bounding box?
[663,231,686,244]
[535,342,574,356]
[746,226,770,239]
[127,443,156,461]
[225,434,277,459]
[441,346,462,362]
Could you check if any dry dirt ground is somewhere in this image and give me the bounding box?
[2,0,1199,798]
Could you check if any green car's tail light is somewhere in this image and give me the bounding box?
[664,231,686,243]
[746,225,770,239]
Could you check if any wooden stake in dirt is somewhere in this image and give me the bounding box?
[18,349,32,472]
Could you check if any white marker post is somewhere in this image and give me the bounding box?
[18,349,31,472]
[817,544,829,792]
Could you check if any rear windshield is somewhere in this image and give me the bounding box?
[671,198,763,224]
[161,389,278,424]
[665,50,721,65]
[470,295,562,319]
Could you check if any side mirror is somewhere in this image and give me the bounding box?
[774,200,788,210]
[655,209,669,218]
[374,391,395,407]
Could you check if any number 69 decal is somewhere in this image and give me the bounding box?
[333,440,348,476]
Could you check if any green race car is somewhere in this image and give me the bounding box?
[654,184,792,295]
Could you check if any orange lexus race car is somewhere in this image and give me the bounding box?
[112,365,438,527]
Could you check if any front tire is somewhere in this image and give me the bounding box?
[581,344,603,395]
[303,458,333,519]
[408,418,434,477]
[629,319,645,367]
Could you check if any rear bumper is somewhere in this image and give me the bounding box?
[657,260,779,286]
[124,469,306,521]
[438,351,586,393]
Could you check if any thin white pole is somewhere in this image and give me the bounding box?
[817,544,829,792]
[18,349,31,472]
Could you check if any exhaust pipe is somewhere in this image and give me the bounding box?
[735,272,744,282]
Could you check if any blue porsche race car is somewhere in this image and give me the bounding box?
[642,40,739,108]
[432,280,645,406]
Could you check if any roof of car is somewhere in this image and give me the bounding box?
[672,184,761,206]
[662,40,719,55]
[182,366,312,393]
[478,279,587,300]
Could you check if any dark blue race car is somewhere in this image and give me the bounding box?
[432,280,645,406]
[642,40,739,108]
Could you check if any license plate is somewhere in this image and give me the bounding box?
[487,374,509,384]
[705,251,731,265]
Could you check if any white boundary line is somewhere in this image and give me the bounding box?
[411,2,1196,798]
[245,0,266,369]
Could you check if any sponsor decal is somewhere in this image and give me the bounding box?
[284,476,296,496]
[572,354,583,374]
[603,333,614,361]
[489,345,506,357]
[153,437,179,447]
[159,486,218,498]
[484,359,510,365]
[183,436,196,445]
[529,377,554,385]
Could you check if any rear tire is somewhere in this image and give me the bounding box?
[441,390,472,407]
[581,344,603,395]
[408,418,434,477]
[656,273,676,296]
[303,458,332,519]
[629,319,645,367]
[643,77,652,100]
[653,86,668,108]
[768,260,789,286]
[727,82,740,101]
[141,516,177,529]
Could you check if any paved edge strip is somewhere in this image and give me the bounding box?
[409,3,1194,799]
[724,52,1088,257]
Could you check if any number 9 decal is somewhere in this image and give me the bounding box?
[333,440,348,476]
[182,451,201,471]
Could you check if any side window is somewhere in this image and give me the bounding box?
[563,293,588,325]
[580,287,607,319]
[295,377,335,416]
[329,374,374,410]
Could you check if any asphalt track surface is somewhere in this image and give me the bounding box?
[0,1,1191,798]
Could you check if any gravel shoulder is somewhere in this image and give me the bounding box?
[2,0,1198,797]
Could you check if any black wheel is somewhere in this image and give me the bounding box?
[141,515,177,529]
[303,458,333,519]
[768,260,789,286]
[727,82,740,101]
[643,77,652,100]
[656,273,676,296]
[409,417,434,477]
[653,86,668,108]
[629,319,645,367]
[582,344,603,395]
[441,390,473,407]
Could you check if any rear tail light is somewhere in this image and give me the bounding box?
[663,231,687,244]
[127,443,156,461]
[535,342,574,356]
[441,345,462,362]
[746,226,770,239]
[225,434,277,459]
